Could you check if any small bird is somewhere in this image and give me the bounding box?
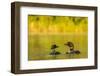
[50,44,61,55]
[64,42,80,54]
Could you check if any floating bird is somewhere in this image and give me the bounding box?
[64,42,80,54]
[50,44,61,55]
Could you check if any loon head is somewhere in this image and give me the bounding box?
[64,42,74,47]
[51,44,59,49]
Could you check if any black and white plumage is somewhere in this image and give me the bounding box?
[50,44,61,55]
[64,42,80,54]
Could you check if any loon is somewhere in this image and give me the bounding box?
[64,42,80,54]
[50,44,61,55]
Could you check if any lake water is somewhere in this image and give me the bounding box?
[28,34,88,60]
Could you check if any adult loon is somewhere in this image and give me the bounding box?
[64,42,80,54]
[50,44,61,55]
